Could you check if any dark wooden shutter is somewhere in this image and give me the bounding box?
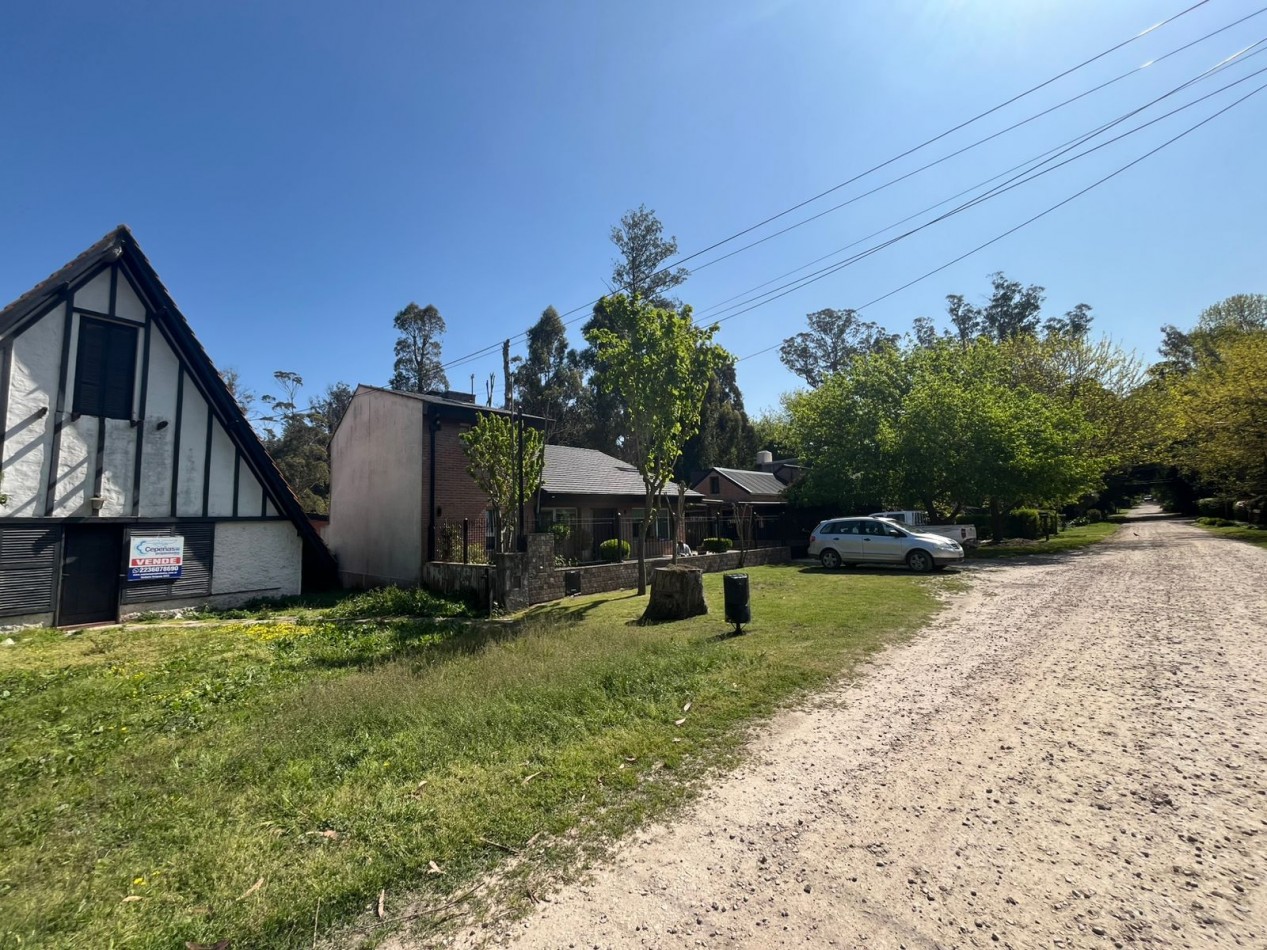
[120,523,214,604]
[73,317,138,419]
[0,525,62,617]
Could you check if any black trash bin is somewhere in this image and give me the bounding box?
[723,573,751,629]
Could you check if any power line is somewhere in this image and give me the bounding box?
[695,42,1267,329]
[440,0,1216,371]
[734,78,1267,364]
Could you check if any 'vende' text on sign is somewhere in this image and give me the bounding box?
[128,536,184,582]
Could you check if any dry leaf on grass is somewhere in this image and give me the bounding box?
[428,860,444,876]
[121,895,143,903]
[674,717,687,726]
[376,889,386,919]
[522,771,541,785]
[682,701,692,712]
[239,877,264,900]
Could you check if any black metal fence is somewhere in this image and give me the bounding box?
[433,511,788,565]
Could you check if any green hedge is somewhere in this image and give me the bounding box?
[598,538,630,562]
[1008,508,1041,539]
[701,537,733,554]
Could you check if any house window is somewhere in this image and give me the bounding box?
[709,475,720,494]
[630,508,673,540]
[73,317,138,420]
[541,507,577,526]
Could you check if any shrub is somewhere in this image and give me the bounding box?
[549,522,571,546]
[326,585,475,619]
[1196,516,1239,527]
[1085,508,1103,523]
[1008,508,1041,539]
[701,537,733,554]
[1196,497,1233,518]
[598,538,630,562]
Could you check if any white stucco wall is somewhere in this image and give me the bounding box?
[114,269,146,322]
[207,422,236,516]
[327,389,423,586]
[3,304,62,515]
[74,269,111,314]
[211,520,302,596]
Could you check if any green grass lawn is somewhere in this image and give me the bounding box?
[0,564,947,950]
[1193,521,1267,550]
[968,520,1119,559]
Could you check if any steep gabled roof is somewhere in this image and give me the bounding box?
[0,226,338,587]
[709,467,788,497]
[542,445,703,498]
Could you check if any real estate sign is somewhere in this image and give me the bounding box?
[128,536,184,582]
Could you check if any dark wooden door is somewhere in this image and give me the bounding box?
[57,526,123,626]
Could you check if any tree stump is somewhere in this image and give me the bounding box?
[642,565,708,622]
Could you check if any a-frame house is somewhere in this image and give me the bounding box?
[0,226,336,626]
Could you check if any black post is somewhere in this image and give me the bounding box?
[462,518,470,564]
[516,406,526,552]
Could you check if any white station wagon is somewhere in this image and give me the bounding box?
[808,516,964,573]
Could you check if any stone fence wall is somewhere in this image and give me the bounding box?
[421,535,790,611]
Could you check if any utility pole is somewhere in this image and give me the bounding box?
[503,339,512,409]
[516,404,526,552]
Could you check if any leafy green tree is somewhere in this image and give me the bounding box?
[460,412,545,552]
[676,358,758,479]
[513,306,584,444]
[258,371,331,513]
[586,294,728,593]
[946,272,1049,344]
[580,206,691,456]
[1157,293,1267,376]
[310,381,354,446]
[779,308,898,388]
[608,204,689,307]
[752,408,797,460]
[785,339,1103,532]
[390,302,449,392]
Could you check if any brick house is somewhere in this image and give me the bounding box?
[537,445,703,562]
[325,386,547,587]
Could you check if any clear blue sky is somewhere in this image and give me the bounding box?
[3,1,1264,418]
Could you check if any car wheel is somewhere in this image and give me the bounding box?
[906,549,934,573]
[820,549,842,569]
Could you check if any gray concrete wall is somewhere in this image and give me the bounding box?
[327,388,424,587]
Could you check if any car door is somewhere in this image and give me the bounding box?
[833,520,866,560]
[864,521,909,563]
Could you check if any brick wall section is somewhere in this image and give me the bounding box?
[428,416,496,556]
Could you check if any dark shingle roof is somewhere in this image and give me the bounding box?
[712,467,787,497]
[542,445,702,498]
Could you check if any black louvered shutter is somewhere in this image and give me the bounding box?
[0,526,62,617]
[120,524,214,604]
[73,317,137,420]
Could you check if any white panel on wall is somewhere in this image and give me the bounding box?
[139,332,180,516]
[51,416,94,516]
[176,390,208,516]
[73,268,111,313]
[236,456,263,517]
[265,498,277,517]
[113,270,147,322]
[2,307,63,517]
[206,420,236,516]
[211,521,302,596]
[99,418,138,516]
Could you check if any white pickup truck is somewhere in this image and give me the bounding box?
[870,511,978,548]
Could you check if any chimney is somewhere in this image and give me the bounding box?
[756,450,774,469]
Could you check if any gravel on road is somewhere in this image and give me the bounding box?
[442,513,1267,949]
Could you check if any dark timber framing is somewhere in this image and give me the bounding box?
[0,339,11,469]
[0,226,338,589]
[201,406,213,516]
[92,415,106,497]
[130,317,151,515]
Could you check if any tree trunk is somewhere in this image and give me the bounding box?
[637,488,652,595]
[989,497,1004,545]
[642,565,707,623]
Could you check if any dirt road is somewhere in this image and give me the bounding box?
[448,514,1266,949]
